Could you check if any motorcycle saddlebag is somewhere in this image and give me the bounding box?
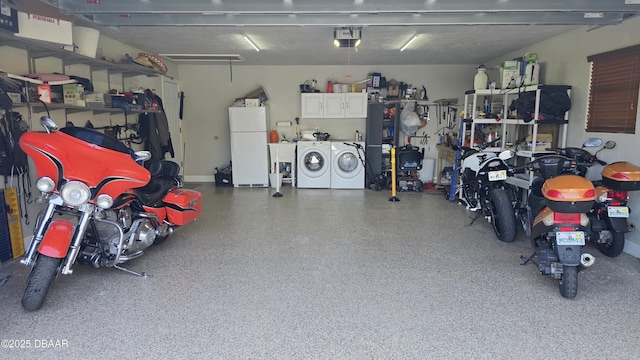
[542,175,595,213]
[162,189,202,225]
[601,161,640,191]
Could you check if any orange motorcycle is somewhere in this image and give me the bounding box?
[511,155,596,299]
[547,140,640,257]
[19,116,202,311]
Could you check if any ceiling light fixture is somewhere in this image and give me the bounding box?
[243,35,260,52]
[159,54,243,62]
[400,35,418,52]
[333,27,362,48]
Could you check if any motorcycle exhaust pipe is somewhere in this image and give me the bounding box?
[580,253,595,267]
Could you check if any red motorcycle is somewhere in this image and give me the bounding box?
[19,116,202,311]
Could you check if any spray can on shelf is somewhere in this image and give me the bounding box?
[355,130,360,141]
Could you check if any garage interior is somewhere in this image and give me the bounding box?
[1,1,640,358]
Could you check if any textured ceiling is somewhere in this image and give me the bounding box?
[99,24,581,66]
[19,0,640,66]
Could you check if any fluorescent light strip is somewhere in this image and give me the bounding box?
[400,35,418,52]
[244,35,260,52]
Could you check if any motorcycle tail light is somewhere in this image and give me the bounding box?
[582,189,596,198]
[96,194,113,209]
[608,190,628,202]
[611,172,630,180]
[36,177,55,192]
[60,181,91,206]
[546,190,564,199]
[487,160,501,168]
[553,213,580,224]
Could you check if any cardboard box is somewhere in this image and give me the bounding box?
[7,92,22,105]
[387,79,399,97]
[16,12,73,45]
[244,87,268,103]
[524,133,554,152]
[63,83,84,106]
[245,98,260,107]
[352,83,367,92]
[501,60,521,89]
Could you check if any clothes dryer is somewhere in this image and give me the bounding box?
[297,141,331,188]
[331,141,365,189]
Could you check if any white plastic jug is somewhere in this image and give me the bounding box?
[474,66,488,90]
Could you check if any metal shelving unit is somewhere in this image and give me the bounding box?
[462,85,571,191]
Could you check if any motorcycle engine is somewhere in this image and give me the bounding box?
[89,209,156,259]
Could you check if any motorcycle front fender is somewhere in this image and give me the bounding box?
[555,244,582,266]
[607,217,629,233]
[37,219,75,259]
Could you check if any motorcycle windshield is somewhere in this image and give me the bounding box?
[20,130,151,199]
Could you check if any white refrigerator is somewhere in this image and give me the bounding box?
[229,106,270,187]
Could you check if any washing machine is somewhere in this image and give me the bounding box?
[331,141,365,189]
[297,141,332,188]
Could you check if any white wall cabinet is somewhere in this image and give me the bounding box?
[301,92,368,118]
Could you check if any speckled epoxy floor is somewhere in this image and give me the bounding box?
[1,184,640,359]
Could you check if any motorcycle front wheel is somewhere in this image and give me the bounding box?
[559,265,578,299]
[597,231,625,258]
[488,188,518,243]
[22,255,62,311]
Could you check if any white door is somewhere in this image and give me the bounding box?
[301,93,324,118]
[323,93,345,118]
[230,132,269,186]
[162,78,184,174]
[345,93,368,118]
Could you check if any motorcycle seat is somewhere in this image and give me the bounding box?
[136,159,181,206]
[145,159,180,177]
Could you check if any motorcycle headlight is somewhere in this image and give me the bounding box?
[96,194,113,209]
[60,181,91,206]
[36,177,55,192]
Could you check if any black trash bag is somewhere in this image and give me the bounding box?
[510,87,571,122]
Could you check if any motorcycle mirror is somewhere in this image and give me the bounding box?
[498,149,515,161]
[40,116,58,133]
[582,137,603,148]
[134,151,152,162]
[604,140,616,149]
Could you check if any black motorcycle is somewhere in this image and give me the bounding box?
[453,144,518,243]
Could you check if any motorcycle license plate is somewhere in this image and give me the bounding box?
[556,231,585,246]
[488,170,507,181]
[607,206,629,218]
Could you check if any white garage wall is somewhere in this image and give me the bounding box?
[484,16,640,256]
[177,64,475,182]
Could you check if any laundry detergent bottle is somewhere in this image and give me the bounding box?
[270,128,279,143]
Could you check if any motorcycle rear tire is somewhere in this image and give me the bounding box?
[559,265,578,299]
[22,255,62,311]
[597,231,625,258]
[489,188,518,243]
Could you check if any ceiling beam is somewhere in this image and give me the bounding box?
[44,0,640,15]
[85,12,631,27]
